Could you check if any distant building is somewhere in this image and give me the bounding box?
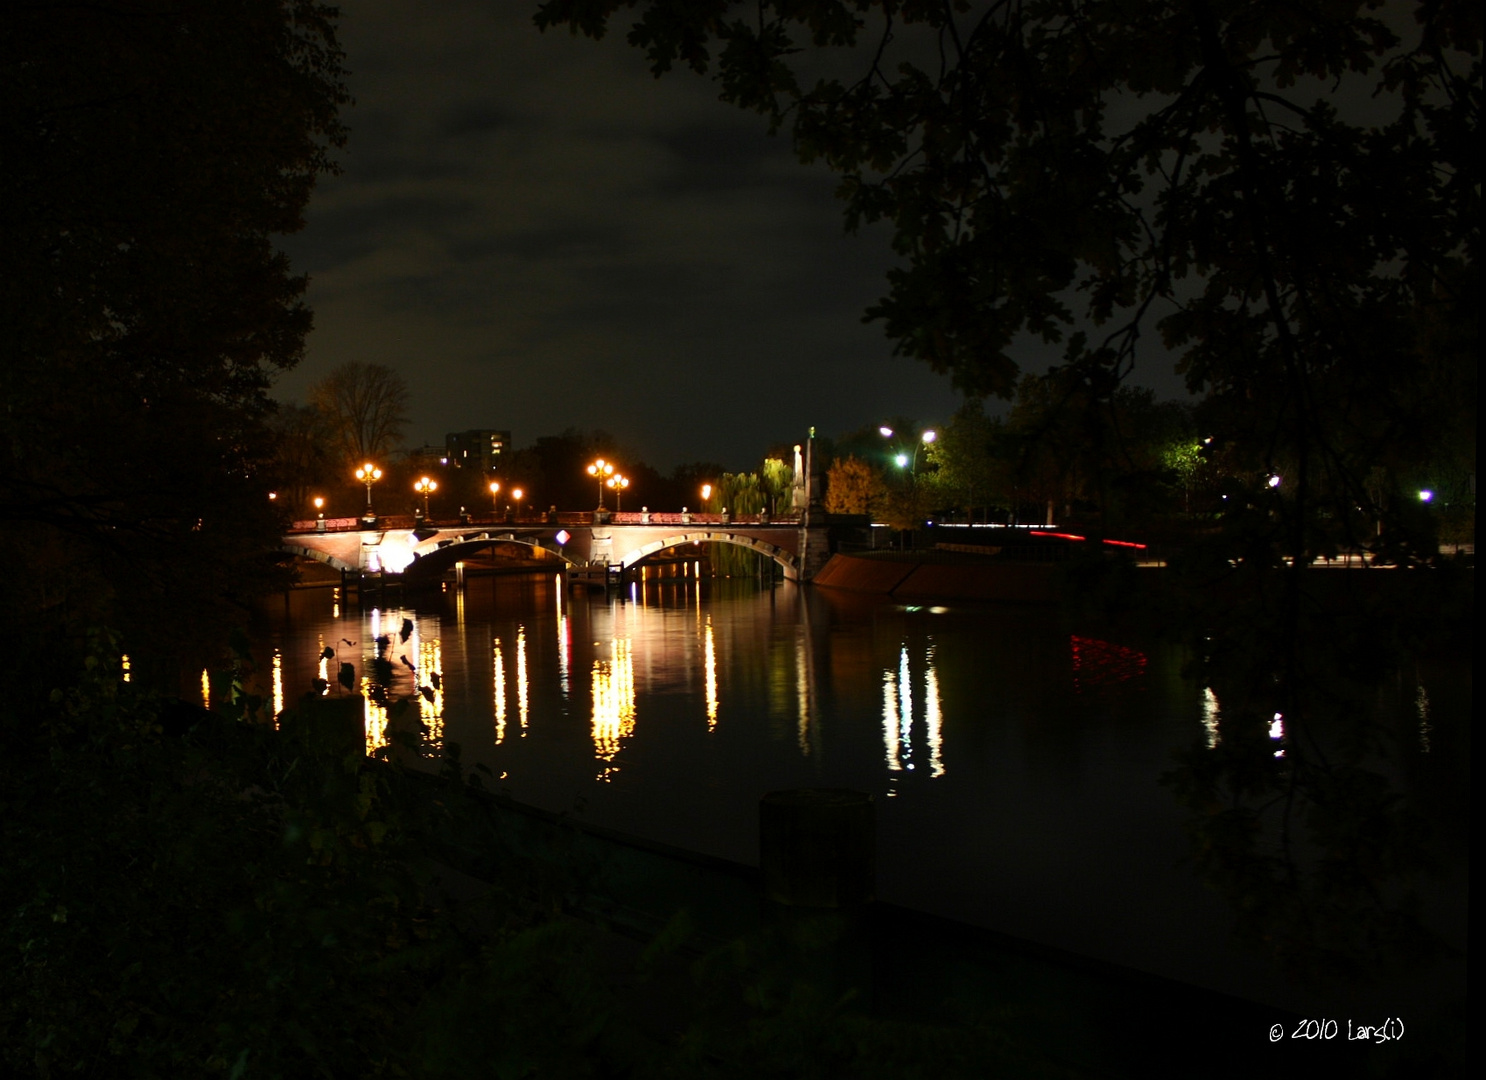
[405,444,448,469]
[446,429,510,472]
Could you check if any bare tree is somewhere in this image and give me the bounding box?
[309,362,410,467]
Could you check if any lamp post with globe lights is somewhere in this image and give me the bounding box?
[607,474,630,513]
[355,463,382,521]
[587,458,614,507]
[414,476,437,519]
[880,426,937,477]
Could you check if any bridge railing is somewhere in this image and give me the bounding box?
[288,511,807,533]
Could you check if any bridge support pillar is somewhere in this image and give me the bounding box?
[797,524,833,582]
[588,526,614,571]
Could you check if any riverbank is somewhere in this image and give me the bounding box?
[400,765,1398,1079]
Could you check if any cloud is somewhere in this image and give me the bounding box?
[276,0,964,471]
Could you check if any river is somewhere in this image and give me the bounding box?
[247,568,1466,1016]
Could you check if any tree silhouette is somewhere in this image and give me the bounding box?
[3,0,349,682]
[309,362,413,469]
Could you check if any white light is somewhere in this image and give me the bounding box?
[376,538,414,573]
[1267,475,1281,489]
[1419,489,1433,502]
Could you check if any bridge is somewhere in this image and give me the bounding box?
[282,510,840,584]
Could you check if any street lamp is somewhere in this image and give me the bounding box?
[355,462,382,519]
[607,474,630,513]
[511,487,524,519]
[882,427,937,475]
[414,475,438,518]
[489,480,501,516]
[587,458,614,507]
[701,482,713,504]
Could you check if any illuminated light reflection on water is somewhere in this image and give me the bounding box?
[704,616,718,729]
[492,637,507,743]
[1201,687,1221,748]
[250,574,1464,1012]
[881,641,946,791]
[591,636,635,780]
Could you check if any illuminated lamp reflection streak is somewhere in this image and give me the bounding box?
[1202,687,1221,748]
[555,588,569,699]
[923,645,944,777]
[492,637,507,744]
[591,638,635,781]
[363,677,389,754]
[419,637,443,751]
[898,647,914,771]
[881,642,947,788]
[704,616,718,730]
[882,671,902,775]
[272,648,284,723]
[516,625,529,733]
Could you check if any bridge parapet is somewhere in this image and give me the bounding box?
[284,515,841,581]
[287,511,805,534]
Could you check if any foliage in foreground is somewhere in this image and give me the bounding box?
[2,635,1070,1079]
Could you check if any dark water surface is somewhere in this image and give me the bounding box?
[249,571,1466,1015]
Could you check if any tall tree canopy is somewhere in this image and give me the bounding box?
[2,1,349,678]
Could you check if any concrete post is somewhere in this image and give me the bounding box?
[760,789,875,908]
[758,788,875,1009]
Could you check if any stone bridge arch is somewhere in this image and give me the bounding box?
[281,541,358,574]
[406,531,579,574]
[618,531,801,580]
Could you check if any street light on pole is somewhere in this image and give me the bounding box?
[587,458,614,507]
[881,427,937,476]
[414,476,437,518]
[607,474,629,513]
[355,462,382,519]
[511,487,524,520]
[489,480,500,516]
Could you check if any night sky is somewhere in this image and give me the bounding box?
[274,1,1185,471]
[268,2,974,472]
